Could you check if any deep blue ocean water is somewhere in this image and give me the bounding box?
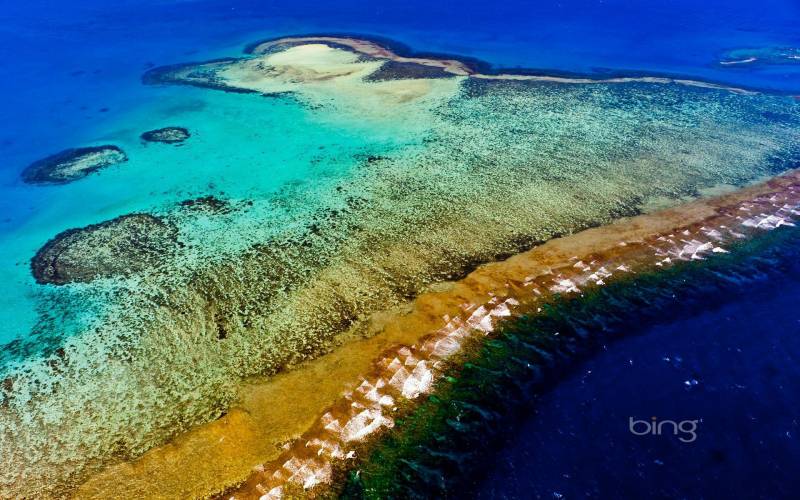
[478,273,800,499]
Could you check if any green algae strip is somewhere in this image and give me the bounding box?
[3,36,800,498]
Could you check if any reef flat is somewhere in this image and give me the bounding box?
[141,57,261,94]
[244,35,762,94]
[3,36,800,498]
[21,145,127,185]
[77,170,800,499]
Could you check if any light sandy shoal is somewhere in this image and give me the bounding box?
[251,36,475,76]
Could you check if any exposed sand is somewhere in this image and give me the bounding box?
[250,36,475,76]
[75,170,800,499]
[171,43,464,119]
[720,57,759,65]
[153,36,761,109]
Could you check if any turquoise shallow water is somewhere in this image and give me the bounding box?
[0,83,422,344]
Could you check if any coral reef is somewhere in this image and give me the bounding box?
[31,214,179,285]
[364,60,455,81]
[21,146,127,185]
[141,126,191,144]
[179,195,231,214]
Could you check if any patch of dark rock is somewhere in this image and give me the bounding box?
[179,195,232,214]
[141,126,191,144]
[22,145,128,185]
[365,60,454,81]
[31,213,179,285]
[366,155,387,163]
[216,320,228,340]
[345,195,368,210]
[0,376,13,409]
[354,154,389,166]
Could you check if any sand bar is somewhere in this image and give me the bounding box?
[248,36,760,95]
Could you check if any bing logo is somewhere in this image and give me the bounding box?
[629,416,699,443]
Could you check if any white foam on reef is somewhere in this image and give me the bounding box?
[720,57,758,65]
[230,184,800,499]
[472,72,758,95]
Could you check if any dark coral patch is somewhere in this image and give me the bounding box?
[141,126,191,144]
[31,214,179,285]
[365,60,455,81]
[179,195,232,214]
[22,146,127,185]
